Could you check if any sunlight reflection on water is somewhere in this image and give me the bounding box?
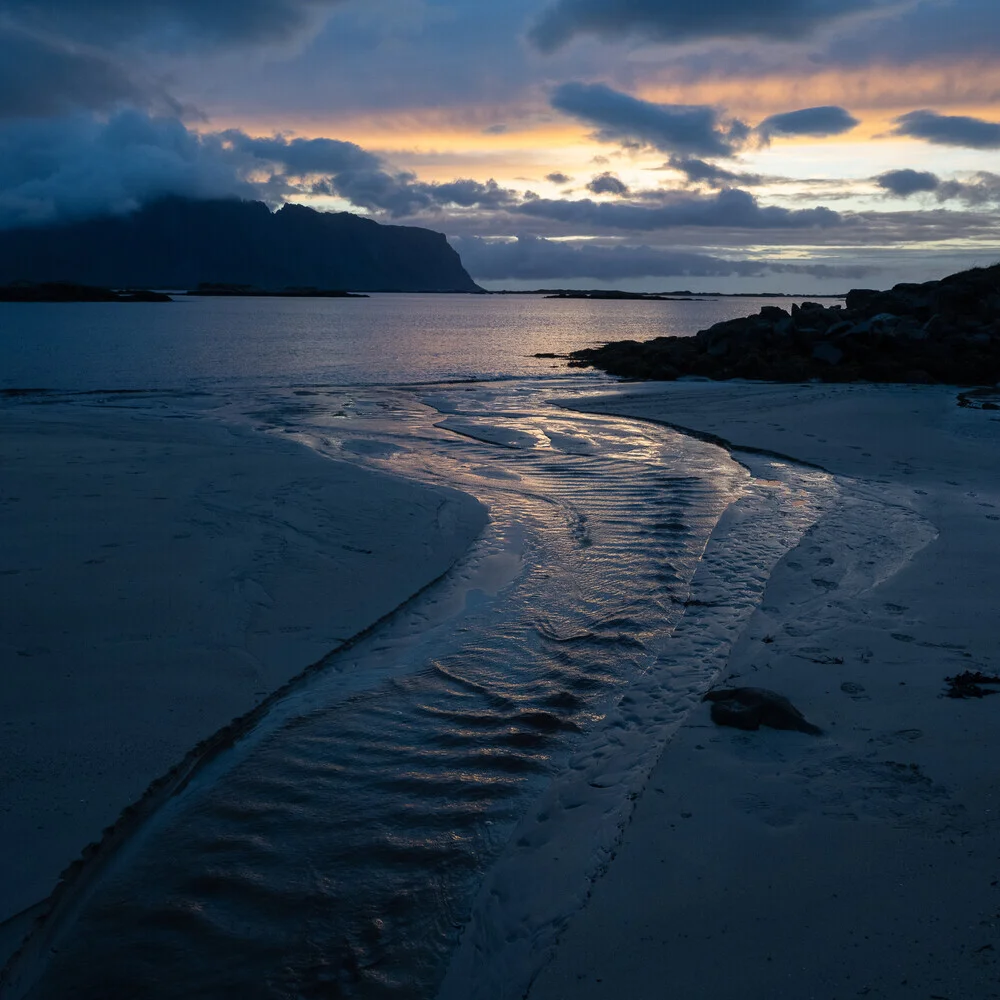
[0,292,840,391]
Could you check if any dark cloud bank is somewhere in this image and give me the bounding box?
[891,109,1000,149]
[667,157,765,188]
[0,0,351,123]
[0,112,517,229]
[0,26,144,118]
[876,167,1000,205]
[0,112,254,229]
[876,168,940,196]
[530,0,890,51]
[4,0,347,47]
[550,81,858,166]
[586,172,629,195]
[758,105,859,139]
[551,82,748,157]
[516,188,840,231]
[0,109,849,235]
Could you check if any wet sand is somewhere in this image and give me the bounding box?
[531,381,1000,999]
[6,381,1000,999]
[0,403,486,926]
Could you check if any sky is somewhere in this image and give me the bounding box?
[2,0,999,292]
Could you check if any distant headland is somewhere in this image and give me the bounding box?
[0,197,483,294]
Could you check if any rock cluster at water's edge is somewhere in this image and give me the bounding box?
[568,263,1000,384]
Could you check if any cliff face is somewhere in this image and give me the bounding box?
[0,198,483,293]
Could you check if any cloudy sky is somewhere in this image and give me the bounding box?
[2,0,999,291]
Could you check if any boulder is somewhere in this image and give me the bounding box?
[812,342,844,366]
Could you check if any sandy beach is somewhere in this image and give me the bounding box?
[4,379,999,998]
[531,380,1000,999]
[0,403,487,932]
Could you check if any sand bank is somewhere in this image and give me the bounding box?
[532,381,1000,999]
[0,403,486,925]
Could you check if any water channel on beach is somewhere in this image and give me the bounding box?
[4,374,838,999]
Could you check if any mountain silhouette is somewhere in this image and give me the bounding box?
[0,198,483,293]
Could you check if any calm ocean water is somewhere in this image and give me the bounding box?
[1,294,841,999]
[0,292,837,390]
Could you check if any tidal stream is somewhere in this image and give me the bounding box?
[6,380,839,1000]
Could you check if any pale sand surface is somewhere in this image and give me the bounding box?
[533,382,1000,1000]
[0,405,486,925]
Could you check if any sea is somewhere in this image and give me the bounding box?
[0,294,841,999]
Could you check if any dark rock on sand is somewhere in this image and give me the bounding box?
[957,387,1000,409]
[944,671,1000,699]
[704,687,823,735]
[568,262,1000,385]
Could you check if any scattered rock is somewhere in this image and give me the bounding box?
[703,687,823,735]
[957,387,1000,409]
[840,681,869,700]
[944,671,1000,699]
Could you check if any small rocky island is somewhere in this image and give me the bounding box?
[0,282,171,303]
[186,283,368,298]
[546,290,700,301]
[567,263,1000,385]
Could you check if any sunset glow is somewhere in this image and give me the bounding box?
[3,0,999,290]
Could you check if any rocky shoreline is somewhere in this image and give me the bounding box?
[566,263,1000,385]
[0,282,171,303]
